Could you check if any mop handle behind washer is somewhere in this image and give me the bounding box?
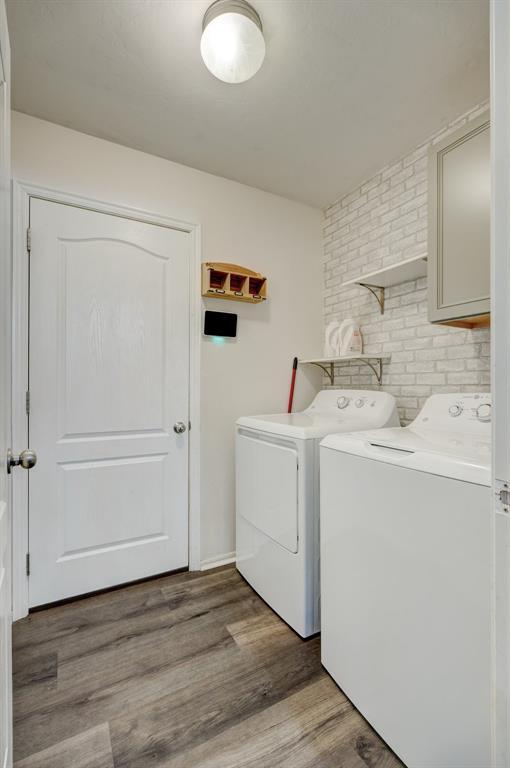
[287,357,298,414]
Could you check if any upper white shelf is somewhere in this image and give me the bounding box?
[339,255,427,313]
[341,254,427,289]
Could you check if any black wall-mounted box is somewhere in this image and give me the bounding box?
[203,310,238,338]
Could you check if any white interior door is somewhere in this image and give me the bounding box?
[28,198,190,607]
[0,1,11,764]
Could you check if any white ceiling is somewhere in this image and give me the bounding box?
[6,0,489,208]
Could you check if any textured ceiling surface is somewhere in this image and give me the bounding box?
[6,0,489,207]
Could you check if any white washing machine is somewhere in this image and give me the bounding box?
[235,389,399,638]
[320,393,492,768]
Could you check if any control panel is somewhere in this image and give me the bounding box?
[417,393,492,431]
[305,390,392,416]
[336,394,377,411]
[335,394,374,410]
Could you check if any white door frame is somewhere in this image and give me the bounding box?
[491,1,510,764]
[11,180,202,620]
[0,1,12,765]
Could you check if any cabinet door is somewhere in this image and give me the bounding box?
[428,112,490,325]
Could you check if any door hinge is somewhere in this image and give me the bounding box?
[25,390,30,415]
[26,553,30,576]
[26,227,32,253]
[495,479,510,514]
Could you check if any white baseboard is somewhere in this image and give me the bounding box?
[200,551,236,571]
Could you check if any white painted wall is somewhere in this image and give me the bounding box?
[11,111,322,566]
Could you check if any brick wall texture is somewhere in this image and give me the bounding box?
[323,102,490,424]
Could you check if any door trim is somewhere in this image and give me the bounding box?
[12,180,202,620]
[491,0,510,763]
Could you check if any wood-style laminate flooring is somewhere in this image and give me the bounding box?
[13,565,403,768]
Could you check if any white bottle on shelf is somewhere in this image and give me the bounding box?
[323,320,341,357]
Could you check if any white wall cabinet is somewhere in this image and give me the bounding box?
[428,111,490,328]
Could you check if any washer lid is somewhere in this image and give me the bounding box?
[321,425,491,486]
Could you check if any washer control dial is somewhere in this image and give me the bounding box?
[337,396,350,410]
[355,398,364,408]
[476,403,491,423]
[448,404,463,418]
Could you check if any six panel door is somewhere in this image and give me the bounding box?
[28,198,190,606]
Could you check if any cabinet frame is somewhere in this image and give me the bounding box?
[428,110,490,327]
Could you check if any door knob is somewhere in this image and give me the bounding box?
[173,422,187,434]
[7,448,37,474]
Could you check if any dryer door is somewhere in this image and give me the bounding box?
[236,430,298,553]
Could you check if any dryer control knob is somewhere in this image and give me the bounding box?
[476,403,491,422]
[449,404,463,417]
[337,396,350,409]
[355,398,364,408]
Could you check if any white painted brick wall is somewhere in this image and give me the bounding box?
[323,102,490,424]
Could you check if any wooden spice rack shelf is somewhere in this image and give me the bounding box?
[202,262,267,304]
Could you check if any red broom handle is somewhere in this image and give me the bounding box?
[287,357,298,413]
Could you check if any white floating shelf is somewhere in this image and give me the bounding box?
[341,254,427,289]
[300,354,390,385]
[340,255,427,313]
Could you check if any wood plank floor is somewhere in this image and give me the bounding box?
[13,565,403,768]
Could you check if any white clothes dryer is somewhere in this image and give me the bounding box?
[235,389,399,637]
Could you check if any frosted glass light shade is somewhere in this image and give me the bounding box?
[201,0,265,84]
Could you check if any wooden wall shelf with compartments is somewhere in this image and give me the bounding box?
[202,262,267,304]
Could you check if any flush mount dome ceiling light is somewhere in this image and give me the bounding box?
[201,0,266,84]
